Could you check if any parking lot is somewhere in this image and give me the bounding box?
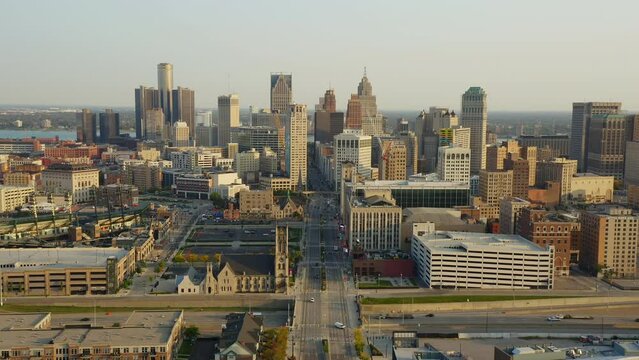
[188,226,277,245]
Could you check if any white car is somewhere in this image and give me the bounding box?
[334,322,346,329]
[546,316,561,322]
[310,298,315,303]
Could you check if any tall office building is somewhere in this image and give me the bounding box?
[134,86,159,139]
[569,102,621,172]
[461,87,488,174]
[171,121,190,147]
[323,89,336,112]
[157,63,174,124]
[518,135,570,159]
[218,94,240,146]
[270,73,292,114]
[144,108,165,142]
[98,109,120,143]
[479,170,513,207]
[579,206,638,278]
[195,124,217,147]
[345,95,362,129]
[504,156,530,199]
[196,111,213,127]
[77,109,96,145]
[357,72,377,118]
[286,104,308,190]
[437,145,471,184]
[315,110,344,144]
[587,114,629,180]
[536,157,578,201]
[379,140,407,181]
[172,87,195,136]
[334,130,372,189]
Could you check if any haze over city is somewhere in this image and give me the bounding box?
[2,0,639,110]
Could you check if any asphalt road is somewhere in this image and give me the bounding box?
[293,194,357,360]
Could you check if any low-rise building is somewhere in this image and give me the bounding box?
[494,344,565,360]
[259,175,291,191]
[411,231,554,289]
[568,173,614,204]
[239,189,273,218]
[41,163,100,204]
[175,174,213,200]
[0,185,34,212]
[0,311,184,360]
[216,313,263,360]
[0,247,136,296]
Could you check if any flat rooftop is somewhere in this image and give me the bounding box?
[357,179,469,189]
[124,310,183,328]
[0,247,130,271]
[414,231,548,253]
[0,311,182,350]
[0,313,50,331]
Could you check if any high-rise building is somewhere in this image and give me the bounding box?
[586,114,629,180]
[499,197,530,235]
[518,135,570,159]
[579,206,638,278]
[345,95,362,129]
[172,87,195,136]
[437,145,471,184]
[171,121,190,147]
[461,87,488,174]
[196,111,213,127]
[235,149,261,183]
[323,88,336,112]
[315,111,345,144]
[625,141,639,187]
[520,146,538,186]
[504,155,530,199]
[334,130,372,189]
[479,170,513,206]
[536,157,578,201]
[428,107,459,131]
[134,86,159,139]
[379,140,407,181]
[357,72,377,118]
[98,109,120,143]
[270,73,292,114]
[286,104,308,190]
[570,102,621,172]
[77,109,96,145]
[144,108,165,142]
[218,94,240,146]
[195,124,217,147]
[157,63,174,124]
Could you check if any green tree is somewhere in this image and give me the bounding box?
[174,254,185,263]
[184,326,200,341]
[210,192,226,209]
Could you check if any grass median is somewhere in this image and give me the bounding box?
[361,294,575,305]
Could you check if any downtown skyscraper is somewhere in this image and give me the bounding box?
[172,86,195,137]
[157,63,174,124]
[134,86,159,139]
[218,94,240,146]
[98,109,120,143]
[569,102,622,172]
[270,73,292,114]
[287,104,308,191]
[461,87,488,174]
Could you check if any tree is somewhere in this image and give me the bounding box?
[186,253,198,263]
[174,254,185,263]
[210,192,226,209]
[199,255,210,263]
[184,326,200,342]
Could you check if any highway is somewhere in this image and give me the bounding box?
[293,194,357,360]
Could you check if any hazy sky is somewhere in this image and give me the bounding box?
[2,0,638,111]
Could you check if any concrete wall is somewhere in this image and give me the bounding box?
[362,296,639,314]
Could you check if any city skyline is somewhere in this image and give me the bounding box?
[2,1,639,111]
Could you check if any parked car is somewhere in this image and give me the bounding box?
[334,322,346,329]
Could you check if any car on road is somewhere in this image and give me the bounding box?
[546,316,561,321]
[310,298,315,303]
[424,313,434,317]
[334,322,346,329]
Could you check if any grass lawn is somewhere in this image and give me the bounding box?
[0,304,271,314]
[361,294,575,305]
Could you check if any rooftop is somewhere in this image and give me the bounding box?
[0,313,50,331]
[414,231,548,253]
[124,310,183,328]
[0,247,130,272]
[357,176,468,190]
